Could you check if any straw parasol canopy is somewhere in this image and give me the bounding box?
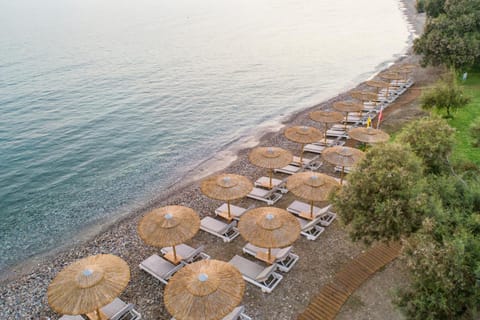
[284,126,323,164]
[366,80,390,90]
[333,101,364,130]
[47,254,130,319]
[350,91,378,103]
[164,259,245,320]
[287,172,340,218]
[348,127,390,144]
[322,146,365,184]
[238,207,300,261]
[138,205,200,248]
[379,72,403,81]
[309,110,344,143]
[201,174,253,219]
[249,147,293,188]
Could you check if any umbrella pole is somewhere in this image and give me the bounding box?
[299,144,304,166]
[227,200,231,218]
[324,123,328,144]
[340,166,345,185]
[172,245,177,262]
[95,308,101,320]
[269,169,273,189]
[310,200,314,219]
[344,112,348,131]
[268,248,272,262]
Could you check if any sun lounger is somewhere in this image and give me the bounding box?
[326,128,349,138]
[287,200,336,226]
[160,244,210,264]
[200,216,239,242]
[242,243,299,272]
[215,203,248,220]
[101,298,141,320]
[334,165,353,174]
[139,254,185,285]
[254,176,288,193]
[274,164,302,175]
[304,143,326,154]
[296,216,326,240]
[229,255,283,293]
[59,316,84,320]
[171,305,252,320]
[247,187,283,205]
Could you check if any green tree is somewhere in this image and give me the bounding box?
[331,143,430,244]
[420,71,471,118]
[414,0,480,69]
[397,116,456,173]
[424,0,445,17]
[398,217,480,319]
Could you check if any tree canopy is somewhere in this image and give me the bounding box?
[397,116,456,173]
[414,0,480,70]
[331,143,430,244]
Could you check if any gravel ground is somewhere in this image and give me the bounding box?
[0,1,433,319]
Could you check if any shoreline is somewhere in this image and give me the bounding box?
[0,0,426,318]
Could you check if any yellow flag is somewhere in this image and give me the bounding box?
[366,116,372,128]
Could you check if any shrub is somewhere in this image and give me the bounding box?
[416,0,425,13]
[421,71,471,118]
[470,117,480,147]
[331,143,430,244]
[397,116,455,174]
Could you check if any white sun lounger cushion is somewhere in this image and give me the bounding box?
[287,200,331,218]
[102,298,141,320]
[59,316,84,320]
[243,243,291,261]
[139,254,184,284]
[247,187,283,205]
[201,217,235,234]
[215,203,247,220]
[161,244,210,263]
[274,164,301,175]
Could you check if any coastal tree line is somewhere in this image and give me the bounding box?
[415,0,480,71]
[332,116,480,319]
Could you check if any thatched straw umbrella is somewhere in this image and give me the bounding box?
[284,126,323,165]
[47,254,130,320]
[164,259,245,320]
[391,64,416,81]
[322,146,365,184]
[201,174,253,220]
[238,207,300,263]
[348,127,390,145]
[309,110,344,144]
[248,147,293,189]
[366,80,392,98]
[138,205,200,263]
[332,101,364,131]
[287,172,340,219]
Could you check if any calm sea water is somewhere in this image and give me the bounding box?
[0,0,410,270]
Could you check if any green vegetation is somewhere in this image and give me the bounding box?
[414,0,480,70]
[447,72,480,166]
[416,0,425,13]
[335,103,480,317]
[397,116,455,173]
[420,70,471,118]
[331,143,430,245]
[470,117,480,147]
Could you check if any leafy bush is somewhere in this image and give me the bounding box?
[416,0,425,13]
[398,218,480,319]
[421,71,471,118]
[413,0,480,69]
[470,117,480,147]
[331,143,430,244]
[397,116,455,173]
